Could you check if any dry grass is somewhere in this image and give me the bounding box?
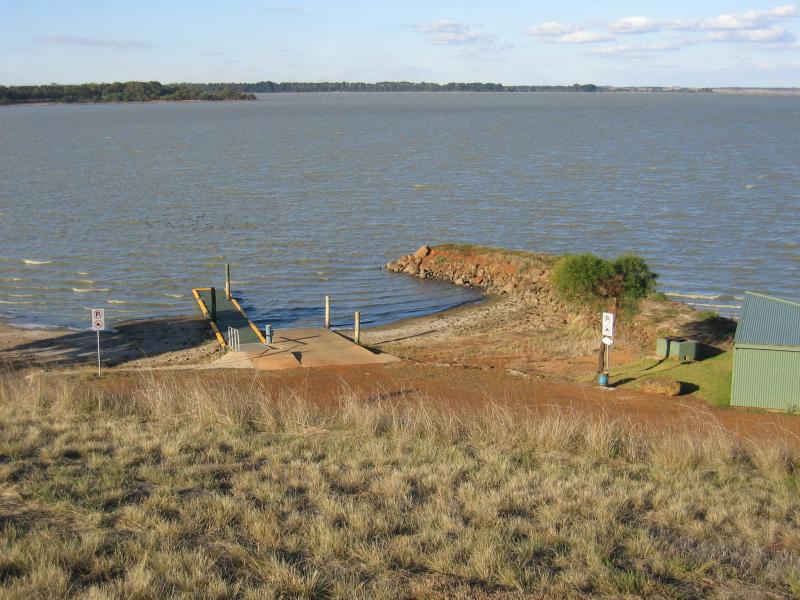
[1,370,799,598]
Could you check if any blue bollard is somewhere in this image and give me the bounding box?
[598,373,609,387]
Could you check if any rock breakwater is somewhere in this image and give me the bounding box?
[386,244,563,309]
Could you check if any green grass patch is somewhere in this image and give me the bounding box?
[437,243,523,255]
[611,351,733,407]
[435,243,555,263]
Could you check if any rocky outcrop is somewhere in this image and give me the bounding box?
[386,244,562,309]
[386,244,730,360]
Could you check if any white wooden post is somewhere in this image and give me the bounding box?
[225,264,231,300]
[325,295,330,328]
[354,311,361,344]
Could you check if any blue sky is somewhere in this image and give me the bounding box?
[2,1,799,86]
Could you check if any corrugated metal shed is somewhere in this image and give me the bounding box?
[734,292,800,348]
[732,349,800,411]
[731,292,800,412]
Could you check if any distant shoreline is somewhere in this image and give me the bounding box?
[0,98,256,108]
[0,81,256,107]
[3,90,799,108]
[711,88,800,95]
[4,80,800,107]
[6,80,800,105]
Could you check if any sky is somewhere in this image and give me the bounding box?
[2,1,800,87]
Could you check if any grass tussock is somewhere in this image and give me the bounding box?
[1,371,799,598]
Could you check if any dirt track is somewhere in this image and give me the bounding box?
[141,362,800,446]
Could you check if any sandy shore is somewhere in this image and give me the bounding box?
[0,316,218,369]
[0,292,542,370]
[360,295,507,346]
[0,296,503,371]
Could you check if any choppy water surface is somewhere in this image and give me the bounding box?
[1,93,798,329]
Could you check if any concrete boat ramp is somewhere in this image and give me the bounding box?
[216,327,399,370]
[192,274,398,371]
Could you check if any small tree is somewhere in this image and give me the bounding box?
[551,254,614,301]
[613,254,658,300]
[552,253,658,304]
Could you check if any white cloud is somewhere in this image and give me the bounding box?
[591,45,629,54]
[592,42,687,54]
[524,22,578,37]
[523,21,613,43]
[415,20,500,49]
[415,20,465,34]
[605,4,797,36]
[525,5,798,53]
[430,31,488,45]
[608,16,661,34]
[695,4,796,30]
[710,26,795,42]
[556,31,615,44]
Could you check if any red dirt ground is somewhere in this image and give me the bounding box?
[163,362,800,446]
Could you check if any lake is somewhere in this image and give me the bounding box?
[1,92,798,329]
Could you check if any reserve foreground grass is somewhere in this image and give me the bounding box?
[1,371,799,598]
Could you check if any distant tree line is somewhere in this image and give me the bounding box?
[207,81,603,93]
[224,82,711,94]
[1,81,716,105]
[0,82,256,105]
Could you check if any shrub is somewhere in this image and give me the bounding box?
[551,254,614,301]
[613,254,658,300]
[552,253,658,303]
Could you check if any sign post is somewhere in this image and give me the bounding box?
[91,308,105,376]
[601,312,615,383]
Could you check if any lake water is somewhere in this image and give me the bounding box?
[1,92,798,330]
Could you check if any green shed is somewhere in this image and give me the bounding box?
[731,292,800,412]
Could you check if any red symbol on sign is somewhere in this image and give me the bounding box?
[94,310,103,319]
[94,320,103,329]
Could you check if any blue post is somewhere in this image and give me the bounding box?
[264,324,273,345]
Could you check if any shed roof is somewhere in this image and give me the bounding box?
[734,292,800,348]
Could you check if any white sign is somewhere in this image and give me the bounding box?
[602,336,614,346]
[91,308,105,331]
[602,312,615,337]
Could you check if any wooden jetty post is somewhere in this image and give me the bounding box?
[225,264,231,300]
[354,311,361,344]
[210,287,217,322]
[325,295,331,328]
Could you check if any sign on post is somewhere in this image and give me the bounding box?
[602,312,615,337]
[600,312,616,385]
[91,308,105,376]
[91,308,105,331]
